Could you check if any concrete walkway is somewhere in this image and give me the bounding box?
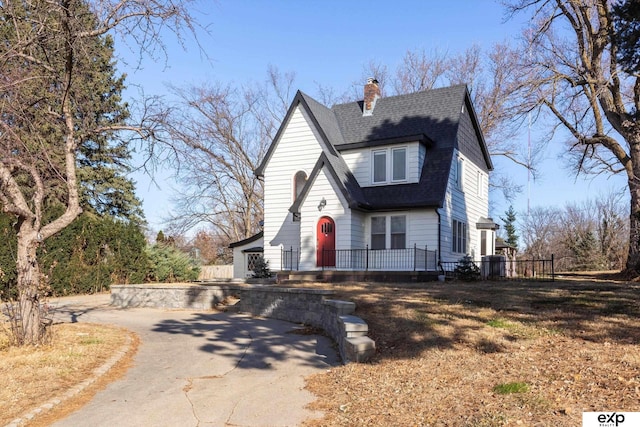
[46,294,338,427]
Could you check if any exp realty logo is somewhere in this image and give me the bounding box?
[583,412,639,427]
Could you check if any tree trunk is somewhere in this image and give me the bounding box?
[624,121,640,275]
[626,179,640,274]
[16,222,45,345]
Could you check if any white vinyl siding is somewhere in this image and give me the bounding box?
[440,149,490,262]
[298,167,350,270]
[262,106,324,269]
[365,210,437,251]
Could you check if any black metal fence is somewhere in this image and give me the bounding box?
[439,255,555,281]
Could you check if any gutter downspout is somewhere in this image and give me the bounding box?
[436,209,444,275]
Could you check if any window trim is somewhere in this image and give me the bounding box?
[371,146,408,184]
[452,219,468,254]
[372,150,387,184]
[391,147,407,182]
[370,214,407,249]
[390,215,406,249]
[293,170,308,202]
[454,155,464,190]
[370,216,386,249]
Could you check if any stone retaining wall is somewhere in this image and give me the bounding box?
[110,284,375,363]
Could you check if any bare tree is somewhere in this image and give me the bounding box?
[163,67,295,242]
[0,0,199,345]
[520,206,563,260]
[521,193,628,271]
[595,191,628,269]
[505,0,640,273]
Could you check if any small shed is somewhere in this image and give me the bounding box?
[495,238,518,278]
[229,232,264,279]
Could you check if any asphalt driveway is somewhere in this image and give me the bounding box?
[47,293,338,427]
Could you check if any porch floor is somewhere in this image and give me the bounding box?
[277,270,442,284]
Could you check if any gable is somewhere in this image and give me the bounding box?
[289,152,366,213]
[456,95,493,172]
[257,84,492,212]
[255,91,341,178]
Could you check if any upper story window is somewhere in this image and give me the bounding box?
[293,170,307,201]
[372,147,407,184]
[453,156,464,190]
[477,171,485,198]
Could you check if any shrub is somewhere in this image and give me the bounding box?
[1,212,149,298]
[145,244,200,282]
[454,255,481,281]
[251,255,272,278]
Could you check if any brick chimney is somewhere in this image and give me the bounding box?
[363,78,381,116]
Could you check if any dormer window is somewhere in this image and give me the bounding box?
[392,148,406,181]
[293,170,307,201]
[372,147,407,184]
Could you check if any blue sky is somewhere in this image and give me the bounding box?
[120,0,628,234]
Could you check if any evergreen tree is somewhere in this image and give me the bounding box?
[501,205,519,250]
[0,0,198,344]
[612,0,640,73]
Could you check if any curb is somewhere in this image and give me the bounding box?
[5,334,133,427]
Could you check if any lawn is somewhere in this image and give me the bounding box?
[1,274,638,426]
[301,274,640,426]
[0,322,137,426]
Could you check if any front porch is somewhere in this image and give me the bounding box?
[277,269,443,283]
[282,245,439,272]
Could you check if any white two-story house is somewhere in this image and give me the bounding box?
[240,79,497,277]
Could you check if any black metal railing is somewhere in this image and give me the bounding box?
[440,255,555,281]
[321,245,438,271]
[281,246,300,271]
[281,245,438,271]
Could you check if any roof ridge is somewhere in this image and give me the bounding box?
[332,83,468,108]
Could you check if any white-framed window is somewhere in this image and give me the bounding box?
[370,215,406,249]
[293,170,307,201]
[478,171,487,197]
[372,151,387,184]
[452,219,467,254]
[390,216,406,249]
[392,148,406,181]
[372,147,407,184]
[371,216,386,249]
[453,156,464,190]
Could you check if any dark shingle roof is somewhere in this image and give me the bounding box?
[333,85,466,148]
[257,84,491,211]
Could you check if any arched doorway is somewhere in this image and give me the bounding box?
[316,216,336,267]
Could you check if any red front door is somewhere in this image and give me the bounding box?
[316,216,336,267]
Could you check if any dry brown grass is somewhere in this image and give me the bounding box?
[301,275,640,426]
[0,322,136,426]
